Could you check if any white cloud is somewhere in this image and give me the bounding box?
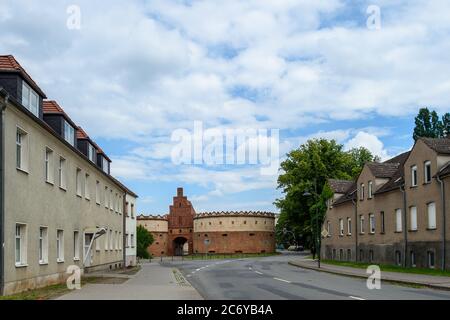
[344,131,390,160]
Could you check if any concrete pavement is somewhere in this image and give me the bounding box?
[289,258,450,291]
[57,262,202,300]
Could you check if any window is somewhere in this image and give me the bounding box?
[56,230,64,262]
[424,161,432,184]
[118,196,122,214]
[327,221,331,236]
[63,120,75,146]
[347,218,352,235]
[428,251,435,268]
[427,202,437,229]
[102,157,109,174]
[39,227,48,264]
[131,234,135,248]
[339,249,343,260]
[96,236,101,251]
[411,165,418,187]
[359,249,364,261]
[109,229,113,250]
[369,250,374,263]
[16,128,28,171]
[395,209,402,232]
[368,181,373,199]
[410,251,416,267]
[332,249,336,259]
[115,193,118,213]
[96,181,101,204]
[131,203,135,218]
[74,231,80,260]
[15,224,27,266]
[22,81,39,117]
[88,143,96,163]
[115,231,118,250]
[380,211,385,234]
[44,148,54,183]
[85,173,90,199]
[104,228,109,251]
[359,215,365,234]
[110,190,113,210]
[395,251,401,266]
[360,183,365,200]
[347,249,351,261]
[339,219,344,236]
[58,157,66,189]
[410,206,417,231]
[104,186,108,208]
[76,168,82,196]
[119,232,122,250]
[126,233,129,248]
[369,214,375,233]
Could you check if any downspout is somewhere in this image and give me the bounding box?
[437,176,446,270]
[0,93,9,296]
[351,196,358,262]
[400,184,408,268]
[123,192,127,269]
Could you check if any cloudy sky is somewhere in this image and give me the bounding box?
[1,0,449,213]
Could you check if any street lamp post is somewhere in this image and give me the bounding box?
[303,179,321,268]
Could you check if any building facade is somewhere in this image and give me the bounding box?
[138,188,276,256]
[0,55,137,295]
[125,193,138,267]
[322,137,450,269]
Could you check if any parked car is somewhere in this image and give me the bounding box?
[287,245,304,252]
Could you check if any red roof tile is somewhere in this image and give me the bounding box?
[76,126,89,139]
[0,55,46,97]
[43,100,65,114]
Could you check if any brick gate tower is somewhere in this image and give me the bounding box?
[167,187,195,255]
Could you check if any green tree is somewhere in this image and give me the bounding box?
[136,225,154,259]
[442,113,450,136]
[413,108,444,140]
[275,139,376,255]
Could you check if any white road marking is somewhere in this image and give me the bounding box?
[254,271,263,275]
[196,268,201,271]
[273,277,291,283]
[249,267,252,270]
[349,296,365,300]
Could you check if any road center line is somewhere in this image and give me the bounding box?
[254,271,263,275]
[349,296,365,300]
[273,277,291,283]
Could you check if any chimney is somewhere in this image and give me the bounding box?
[177,187,183,197]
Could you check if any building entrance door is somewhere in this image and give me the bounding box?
[84,233,93,267]
[173,237,188,256]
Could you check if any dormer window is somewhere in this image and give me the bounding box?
[102,157,109,174]
[22,82,39,117]
[88,143,96,163]
[63,120,75,146]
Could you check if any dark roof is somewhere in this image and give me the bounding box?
[366,162,400,178]
[333,182,357,206]
[43,100,79,129]
[0,55,46,98]
[328,179,354,194]
[438,161,450,178]
[421,137,450,155]
[374,151,410,194]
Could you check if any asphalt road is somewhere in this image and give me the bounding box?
[163,253,450,300]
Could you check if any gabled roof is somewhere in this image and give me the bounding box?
[42,100,78,128]
[366,162,400,178]
[420,137,450,155]
[328,179,354,194]
[375,151,410,194]
[0,55,46,98]
[333,182,357,206]
[438,161,450,178]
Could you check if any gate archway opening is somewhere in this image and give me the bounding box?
[173,237,189,256]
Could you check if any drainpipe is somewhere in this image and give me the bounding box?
[351,196,358,262]
[0,93,9,296]
[400,184,408,268]
[437,176,446,270]
[122,192,126,269]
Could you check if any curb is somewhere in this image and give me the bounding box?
[288,261,450,292]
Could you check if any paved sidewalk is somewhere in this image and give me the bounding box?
[289,259,450,291]
[58,262,203,300]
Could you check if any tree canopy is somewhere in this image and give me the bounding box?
[275,139,377,250]
[413,107,450,140]
[136,225,154,259]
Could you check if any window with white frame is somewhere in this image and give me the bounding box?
[39,227,48,264]
[327,221,331,236]
[15,223,27,266]
[428,251,435,268]
[110,190,113,210]
[44,147,54,183]
[104,186,108,208]
[360,183,365,200]
[115,193,118,213]
[369,214,375,233]
[347,218,352,235]
[74,231,80,260]
[76,168,82,196]
[16,128,28,171]
[85,173,90,200]
[115,231,119,250]
[102,157,109,174]
[411,165,418,187]
[424,161,432,184]
[104,228,109,251]
[58,157,66,189]
[410,206,417,231]
[131,203,135,218]
[395,208,402,232]
[119,232,122,250]
[63,120,75,146]
[118,196,122,214]
[427,202,437,229]
[368,181,373,199]
[126,233,129,248]
[22,81,39,117]
[56,230,64,262]
[339,219,344,236]
[109,229,113,250]
[96,181,101,204]
[88,143,96,163]
[359,215,365,234]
